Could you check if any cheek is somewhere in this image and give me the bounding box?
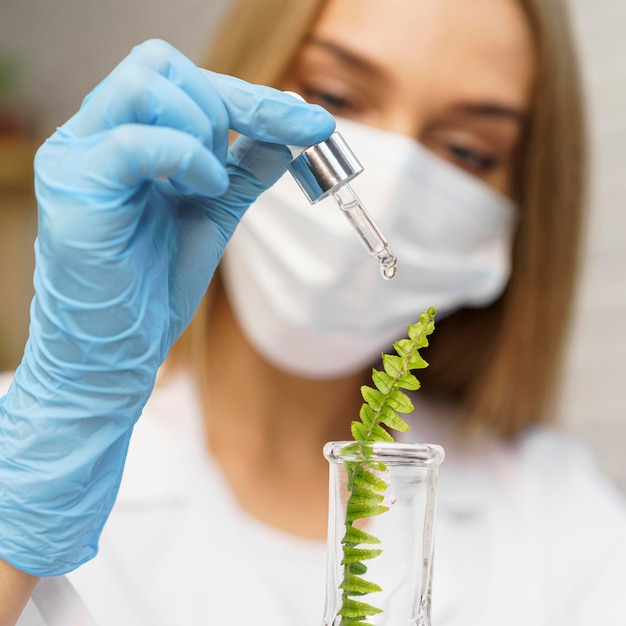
[486,162,515,196]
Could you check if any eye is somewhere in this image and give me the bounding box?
[300,86,355,114]
[448,145,498,173]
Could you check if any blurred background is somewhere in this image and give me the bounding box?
[0,0,624,493]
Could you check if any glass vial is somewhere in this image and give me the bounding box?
[322,441,444,626]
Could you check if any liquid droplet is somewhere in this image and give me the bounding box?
[378,249,398,280]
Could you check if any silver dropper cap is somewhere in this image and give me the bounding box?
[288,131,364,203]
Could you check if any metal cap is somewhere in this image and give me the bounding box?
[288,131,364,204]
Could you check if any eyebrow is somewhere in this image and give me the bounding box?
[458,103,526,123]
[307,38,527,123]
[306,38,386,78]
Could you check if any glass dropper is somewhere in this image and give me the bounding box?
[331,183,397,279]
[287,129,398,280]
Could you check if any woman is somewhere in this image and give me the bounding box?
[2,0,626,624]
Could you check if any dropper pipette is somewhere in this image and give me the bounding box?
[288,128,398,280]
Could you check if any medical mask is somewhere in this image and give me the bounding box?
[221,118,517,379]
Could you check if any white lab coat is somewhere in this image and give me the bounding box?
[13,372,626,625]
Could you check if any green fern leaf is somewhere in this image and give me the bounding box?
[347,473,382,496]
[347,562,368,575]
[338,598,384,618]
[396,372,420,391]
[340,575,383,594]
[407,351,429,369]
[364,459,387,472]
[369,424,395,442]
[358,404,376,429]
[381,353,403,377]
[346,503,389,522]
[360,385,386,410]
[387,389,414,413]
[351,467,387,492]
[341,547,383,564]
[342,526,381,545]
[346,493,386,510]
[350,421,368,441]
[391,338,413,357]
[408,314,435,341]
[347,487,385,505]
[371,369,395,394]
[379,406,410,432]
[341,442,364,457]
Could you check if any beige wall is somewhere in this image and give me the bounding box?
[0,0,232,134]
[1,0,625,493]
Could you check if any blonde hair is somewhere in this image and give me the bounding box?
[171,0,586,438]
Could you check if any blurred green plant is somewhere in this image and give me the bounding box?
[0,55,18,97]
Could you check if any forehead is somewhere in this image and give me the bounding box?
[309,0,535,109]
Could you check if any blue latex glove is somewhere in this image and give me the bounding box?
[0,39,335,576]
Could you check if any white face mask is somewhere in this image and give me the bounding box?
[221,119,517,379]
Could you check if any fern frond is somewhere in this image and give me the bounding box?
[336,306,437,623]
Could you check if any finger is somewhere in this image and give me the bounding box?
[35,124,229,203]
[67,39,231,162]
[91,124,229,196]
[205,71,336,147]
[66,68,219,152]
[35,125,229,251]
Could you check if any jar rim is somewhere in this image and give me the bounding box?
[323,440,445,466]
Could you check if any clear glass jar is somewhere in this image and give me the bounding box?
[322,440,445,626]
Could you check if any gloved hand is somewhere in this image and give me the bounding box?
[0,39,335,576]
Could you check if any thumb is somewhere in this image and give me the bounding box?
[204,135,293,236]
[227,134,294,193]
[166,137,293,343]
